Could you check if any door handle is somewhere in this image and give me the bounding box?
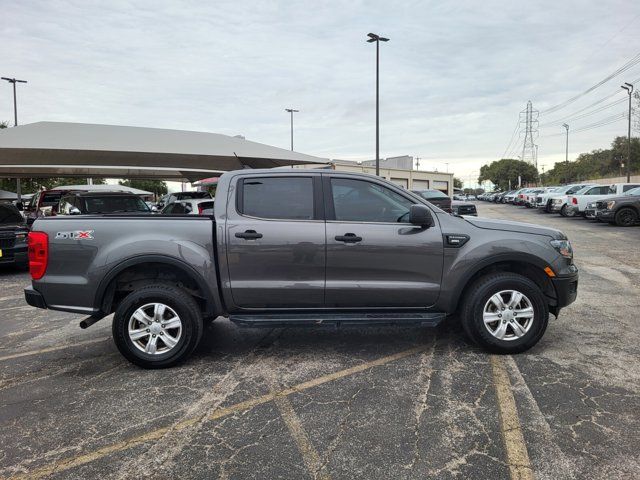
[235,230,263,240]
[335,233,362,243]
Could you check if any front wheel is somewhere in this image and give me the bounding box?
[615,207,638,227]
[460,273,549,354]
[112,284,204,368]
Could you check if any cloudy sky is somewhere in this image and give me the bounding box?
[1,0,639,185]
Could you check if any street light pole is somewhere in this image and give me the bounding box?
[622,83,634,183]
[285,108,299,151]
[2,76,28,204]
[367,33,389,176]
[562,123,569,183]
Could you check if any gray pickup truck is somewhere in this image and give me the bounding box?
[25,169,578,368]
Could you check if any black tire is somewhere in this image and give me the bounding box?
[460,272,549,354]
[112,284,203,369]
[614,207,638,227]
[560,204,575,217]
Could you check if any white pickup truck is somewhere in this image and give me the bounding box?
[566,183,640,216]
[549,184,598,216]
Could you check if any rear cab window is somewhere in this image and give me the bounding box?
[238,177,315,220]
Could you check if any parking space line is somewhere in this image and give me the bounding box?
[490,355,534,480]
[4,345,425,480]
[0,338,109,362]
[273,390,330,480]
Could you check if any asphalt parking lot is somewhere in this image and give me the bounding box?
[1,203,639,480]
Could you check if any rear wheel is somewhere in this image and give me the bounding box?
[614,207,638,227]
[112,284,203,368]
[460,273,549,354]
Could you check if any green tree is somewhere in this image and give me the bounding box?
[541,136,639,185]
[478,159,539,190]
[453,177,463,189]
[119,179,168,196]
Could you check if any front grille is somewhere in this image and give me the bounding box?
[456,205,477,215]
[596,201,608,209]
[0,234,16,250]
[536,196,542,203]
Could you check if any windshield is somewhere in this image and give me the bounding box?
[41,192,63,206]
[174,192,211,200]
[572,185,593,195]
[414,190,448,200]
[0,204,24,224]
[84,196,150,213]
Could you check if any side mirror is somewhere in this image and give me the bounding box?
[69,207,82,215]
[409,204,433,227]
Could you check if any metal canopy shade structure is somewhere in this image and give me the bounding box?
[0,122,327,182]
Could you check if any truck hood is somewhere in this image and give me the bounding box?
[464,216,566,239]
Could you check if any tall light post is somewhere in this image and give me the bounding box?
[366,32,389,176]
[562,123,569,184]
[622,83,634,182]
[285,108,299,151]
[2,76,28,204]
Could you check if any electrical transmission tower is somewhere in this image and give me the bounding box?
[519,100,539,168]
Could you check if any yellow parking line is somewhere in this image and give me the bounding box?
[490,355,534,480]
[0,338,109,362]
[273,391,330,480]
[4,345,425,480]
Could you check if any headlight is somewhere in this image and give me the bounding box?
[606,200,616,210]
[550,239,573,259]
[15,232,27,242]
[552,198,562,204]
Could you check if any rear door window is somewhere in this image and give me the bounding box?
[239,177,314,220]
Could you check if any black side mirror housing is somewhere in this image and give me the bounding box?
[409,204,433,227]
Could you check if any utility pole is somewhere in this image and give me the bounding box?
[415,157,421,170]
[2,76,28,204]
[367,32,389,176]
[563,123,569,184]
[285,108,299,151]
[622,83,634,182]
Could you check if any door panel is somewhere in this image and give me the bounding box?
[324,176,443,308]
[325,222,443,307]
[226,175,325,309]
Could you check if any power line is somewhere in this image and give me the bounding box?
[541,112,626,137]
[499,119,521,158]
[541,52,640,114]
[541,74,640,125]
[540,97,627,127]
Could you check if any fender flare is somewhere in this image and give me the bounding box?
[445,252,553,312]
[94,254,220,317]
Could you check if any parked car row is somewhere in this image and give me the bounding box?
[478,183,640,227]
[411,189,478,216]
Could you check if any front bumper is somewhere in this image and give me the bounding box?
[584,208,598,219]
[24,286,48,309]
[0,244,27,265]
[551,272,578,309]
[550,203,564,212]
[597,210,615,221]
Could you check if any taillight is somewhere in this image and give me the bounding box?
[28,231,48,280]
[198,204,204,214]
[571,197,577,205]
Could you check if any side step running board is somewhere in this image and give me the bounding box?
[229,312,446,328]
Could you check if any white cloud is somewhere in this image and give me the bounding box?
[1,0,639,181]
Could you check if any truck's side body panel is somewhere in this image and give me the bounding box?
[30,216,219,315]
